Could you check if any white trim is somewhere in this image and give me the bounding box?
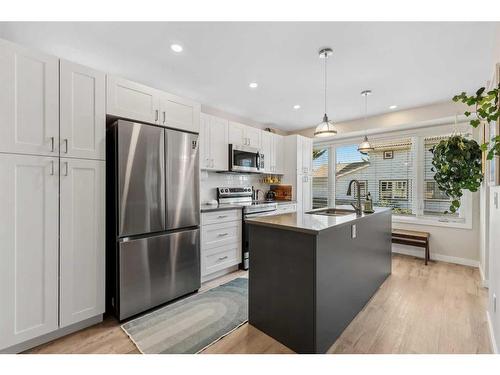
[479,263,489,288]
[487,310,498,354]
[392,214,472,230]
[0,315,103,354]
[392,246,479,268]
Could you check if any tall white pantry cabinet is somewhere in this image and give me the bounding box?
[0,39,105,352]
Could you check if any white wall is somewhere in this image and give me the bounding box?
[200,171,269,204]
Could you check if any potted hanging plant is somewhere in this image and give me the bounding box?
[430,135,483,213]
[429,84,499,213]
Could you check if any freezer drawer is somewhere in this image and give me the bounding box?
[117,120,165,237]
[118,228,200,320]
[165,129,200,230]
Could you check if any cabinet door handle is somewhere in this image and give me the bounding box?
[64,138,68,154]
[217,232,229,237]
[50,137,55,152]
[163,111,166,124]
[155,109,159,122]
[50,160,55,175]
[64,161,69,176]
[218,255,228,261]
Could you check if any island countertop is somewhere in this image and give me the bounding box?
[245,206,391,234]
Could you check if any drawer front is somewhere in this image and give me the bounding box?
[202,221,241,250]
[201,244,241,277]
[202,209,241,225]
[277,204,296,214]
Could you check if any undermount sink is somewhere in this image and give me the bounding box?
[306,208,357,216]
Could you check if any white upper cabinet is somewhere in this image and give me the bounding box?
[106,75,160,125]
[261,131,272,173]
[159,92,200,133]
[245,126,262,148]
[274,134,285,174]
[301,136,313,175]
[261,132,284,174]
[0,39,59,157]
[0,154,59,350]
[59,158,105,328]
[200,113,228,171]
[209,116,229,170]
[228,121,246,146]
[107,75,200,133]
[60,60,106,160]
[228,121,261,148]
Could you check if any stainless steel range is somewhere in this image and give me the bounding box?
[217,186,277,269]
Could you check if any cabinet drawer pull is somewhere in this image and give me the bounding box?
[163,111,166,124]
[217,215,228,219]
[218,255,228,261]
[64,138,68,154]
[64,161,69,176]
[50,136,55,152]
[217,232,229,237]
[155,109,159,122]
[50,160,54,175]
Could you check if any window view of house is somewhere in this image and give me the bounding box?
[312,133,462,220]
[334,140,415,215]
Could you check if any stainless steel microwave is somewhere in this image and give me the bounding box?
[229,144,264,173]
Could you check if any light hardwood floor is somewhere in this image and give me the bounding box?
[25,254,491,354]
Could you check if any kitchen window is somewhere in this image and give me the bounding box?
[312,123,473,228]
[379,180,409,200]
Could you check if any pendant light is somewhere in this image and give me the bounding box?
[314,48,337,137]
[358,90,374,154]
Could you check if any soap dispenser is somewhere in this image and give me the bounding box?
[363,192,374,214]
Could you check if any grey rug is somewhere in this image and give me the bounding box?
[121,278,248,354]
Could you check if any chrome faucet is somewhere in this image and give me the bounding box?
[347,180,362,215]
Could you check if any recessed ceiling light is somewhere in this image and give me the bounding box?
[389,105,398,110]
[293,105,301,110]
[249,82,258,89]
[170,44,183,53]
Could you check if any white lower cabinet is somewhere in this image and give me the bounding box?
[59,158,105,328]
[0,154,59,349]
[201,209,242,281]
[276,203,297,214]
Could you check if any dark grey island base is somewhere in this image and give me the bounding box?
[246,207,392,354]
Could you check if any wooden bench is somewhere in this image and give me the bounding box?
[392,229,430,265]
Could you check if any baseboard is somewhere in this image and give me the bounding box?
[486,310,498,354]
[392,246,479,268]
[479,264,489,288]
[0,314,103,354]
[201,265,239,283]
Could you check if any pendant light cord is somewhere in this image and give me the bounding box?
[324,52,327,115]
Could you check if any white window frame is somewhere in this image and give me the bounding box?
[313,123,475,229]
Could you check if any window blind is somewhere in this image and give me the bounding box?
[312,148,329,208]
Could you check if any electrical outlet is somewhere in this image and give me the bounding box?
[351,224,357,239]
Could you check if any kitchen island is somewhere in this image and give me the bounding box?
[246,206,392,353]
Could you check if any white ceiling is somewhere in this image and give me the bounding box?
[0,22,496,131]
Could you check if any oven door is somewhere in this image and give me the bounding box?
[229,144,262,173]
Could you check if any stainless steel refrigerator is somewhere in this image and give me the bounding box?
[106,119,200,321]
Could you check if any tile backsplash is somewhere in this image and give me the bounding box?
[200,171,270,204]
